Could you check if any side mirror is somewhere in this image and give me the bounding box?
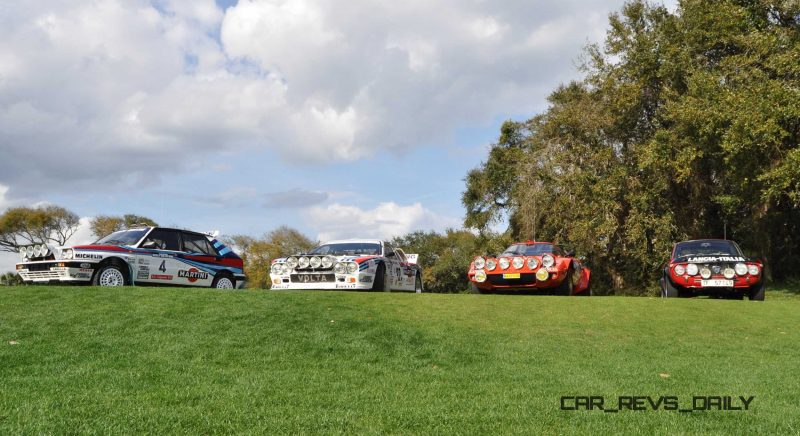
[141,241,158,249]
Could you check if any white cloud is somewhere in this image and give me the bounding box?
[0,0,630,199]
[305,202,459,242]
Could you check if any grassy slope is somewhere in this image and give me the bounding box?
[0,287,799,434]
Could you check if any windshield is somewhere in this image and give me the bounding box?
[674,240,742,258]
[94,229,149,246]
[502,243,554,256]
[310,243,381,256]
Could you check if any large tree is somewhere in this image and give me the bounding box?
[464,0,800,293]
[224,226,317,289]
[0,206,80,252]
[89,214,159,239]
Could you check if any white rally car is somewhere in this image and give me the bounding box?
[269,239,423,292]
[15,227,247,289]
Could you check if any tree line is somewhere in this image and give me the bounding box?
[464,0,800,293]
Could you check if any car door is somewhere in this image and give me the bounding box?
[382,242,402,291]
[178,232,217,287]
[394,249,416,291]
[137,229,184,285]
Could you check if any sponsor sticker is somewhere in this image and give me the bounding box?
[137,258,149,265]
[503,273,521,279]
[76,253,102,260]
[178,268,209,283]
[687,256,745,263]
[150,274,173,280]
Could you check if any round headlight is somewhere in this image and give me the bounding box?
[334,262,346,274]
[499,258,510,270]
[542,254,555,268]
[723,268,736,279]
[700,266,712,279]
[748,264,760,276]
[310,256,321,268]
[62,248,73,260]
[286,257,299,269]
[322,256,335,269]
[26,246,36,258]
[473,257,486,270]
[527,257,539,270]
[486,259,497,271]
[536,268,549,281]
[473,270,487,283]
[41,245,51,257]
[674,264,686,276]
[347,262,358,274]
[512,257,524,269]
[734,263,748,276]
[686,263,698,276]
[298,257,310,269]
[33,245,43,257]
[270,263,281,274]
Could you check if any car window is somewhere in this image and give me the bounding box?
[395,248,408,263]
[140,229,181,251]
[182,232,218,255]
[383,243,396,258]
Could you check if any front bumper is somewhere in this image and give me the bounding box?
[16,260,99,283]
[469,268,567,291]
[669,274,761,289]
[270,272,375,290]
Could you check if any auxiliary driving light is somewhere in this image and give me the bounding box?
[700,266,712,279]
[474,270,487,283]
[723,268,736,279]
[486,259,497,271]
[527,257,539,270]
[334,262,346,274]
[298,257,310,269]
[536,268,549,281]
[346,262,358,274]
[748,264,760,276]
[512,257,524,270]
[734,263,748,276]
[310,256,322,268]
[321,256,335,269]
[542,254,555,268]
[473,257,486,270]
[499,258,510,270]
[287,257,299,269]
[674,264,686,276]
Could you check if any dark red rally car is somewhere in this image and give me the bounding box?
[467,241,591,295]
[660,239,764,300]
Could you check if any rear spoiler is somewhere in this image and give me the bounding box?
[405,253,419,265]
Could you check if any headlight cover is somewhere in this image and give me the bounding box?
[486,259,497,271]
[310,256,322,268]
[512,257,524,269]
[473,270,487,283]
[542,254,555,268]
[734,263,748,276]
[334,262,346,274]
[26,246,35,258]
[700,266,712,279]
[674,264,686,276]
[346,262,358,274]
[748,264,760,276]
[499,258,510,270]
[686,263,698,276]
[527,257,539,270]
[536,268,549,281]
[270,263,282,275]
[298,257,310,269]
[286,257,299,269]
[321,256,335,269]
[723,267,736,279]
[473,257,486,270]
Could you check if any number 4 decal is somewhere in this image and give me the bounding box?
[159,260,167,273]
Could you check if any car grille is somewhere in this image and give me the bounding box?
[19,270,63,280]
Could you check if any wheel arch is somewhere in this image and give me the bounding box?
[94,256,133,283]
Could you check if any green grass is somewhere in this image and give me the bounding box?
[1,286,799,434]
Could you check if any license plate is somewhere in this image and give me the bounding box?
[503,273,521,279]
[291,274,335,283]
[701,279,734,287]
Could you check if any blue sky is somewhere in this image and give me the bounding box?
[0,0,668,270]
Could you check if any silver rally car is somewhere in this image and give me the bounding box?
[269,239,423,292]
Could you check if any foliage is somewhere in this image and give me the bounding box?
[89,214,158,239]
[1,286,799,433]
[0,272,23,286]
[392,229,511,293]
[224,226,317,289]
[463,0,800,293]
[0,206,80,252]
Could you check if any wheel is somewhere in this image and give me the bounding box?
[212,275,235,289]
[555,268,574,295]
[661,276,679,298]
[93,264,128,287]
[414,274,423,293]
[371,264,390,292]
[470,283,485,294]
[748,281,765,301]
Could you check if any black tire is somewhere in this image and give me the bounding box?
[470,283,485,294]
[92,264,129,287]
[661,276,679,298]
[212,274,235,289]
[555,268,574,295]
[748,281,765,301]
[371,264,388,292]
[414,274,423,293]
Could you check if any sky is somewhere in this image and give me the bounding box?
[0,0,673,271]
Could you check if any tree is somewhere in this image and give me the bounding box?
[90,214,158,239]
[463,0,800,293]
[223,227,317,289]
[0,271,23,286]
[0,206,80,252]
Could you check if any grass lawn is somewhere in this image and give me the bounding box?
[1,286,799,434]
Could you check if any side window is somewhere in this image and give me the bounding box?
[182,233,217,255]
[394,249,408,263]
[383,243,396,258]
[141,229,181,251]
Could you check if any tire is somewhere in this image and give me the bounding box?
[748,281,765,301]
[212,274,235,290]
[92,264,128,287]
[660,276,679,298]
[470,283,485,294]
[555,268,574,295]
[371,264,390,292]
[414,274,423,293]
